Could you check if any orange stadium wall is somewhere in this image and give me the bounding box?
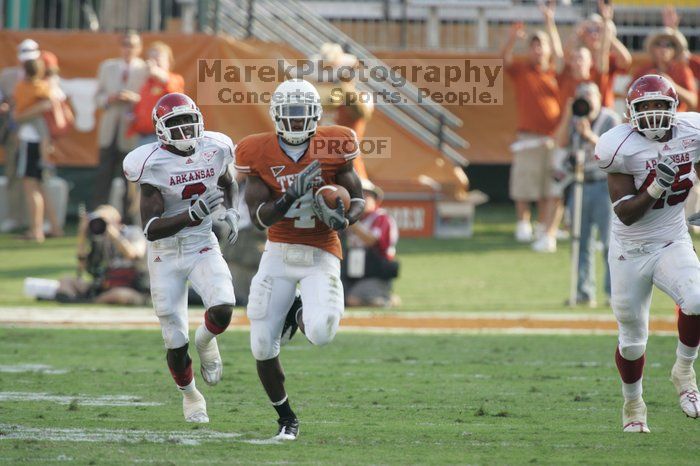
[0,31,468,202]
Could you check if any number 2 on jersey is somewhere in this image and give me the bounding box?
[182,182,206,225]
[285,191,316,228]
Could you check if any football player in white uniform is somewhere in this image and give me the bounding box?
[596,75,700,433]
[123,93,240,423]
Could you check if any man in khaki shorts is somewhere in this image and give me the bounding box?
[501,8,563,243]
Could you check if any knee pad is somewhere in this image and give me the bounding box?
[681,292,700,316]
[250,324,279,361]
[619,343,646,361]
[159,315,189,349]
[305,312,340,347]
[206,305,233,334]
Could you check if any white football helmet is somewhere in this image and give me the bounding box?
[269,79,322,145]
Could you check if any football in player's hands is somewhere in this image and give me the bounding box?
[315,184,351,213]
[313,184,350,230]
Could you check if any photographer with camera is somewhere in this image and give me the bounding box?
[341,179,400,307]
[554,82,620,307]
[55,204,148,305]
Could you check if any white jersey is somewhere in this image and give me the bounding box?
[123,131,235,240]
[596,112,700,244]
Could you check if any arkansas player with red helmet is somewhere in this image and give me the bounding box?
[596,75,700,432]
[122,93,240,424]
[234,79,364,440]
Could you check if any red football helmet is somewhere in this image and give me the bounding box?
[152,93,204,151]
[626,74,678,141]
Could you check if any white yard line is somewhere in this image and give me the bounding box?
[0,424,240,445]
[0,364,67,374]
[0,306,677,336]
[0,392,162,407]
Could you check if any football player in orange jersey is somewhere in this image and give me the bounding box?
[234,79,364,440]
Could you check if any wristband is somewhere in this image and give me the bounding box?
[273,193,295,214]
[143,216,159,238]
[255,203,271,229]
[647,180,665,199]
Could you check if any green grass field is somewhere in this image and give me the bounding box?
[1,328,698,465]
[0,204,684,313]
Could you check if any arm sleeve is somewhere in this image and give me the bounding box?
[233,137,258,176]
[123,147,159,185]
[595,127,629,173]
[336,126,360,162]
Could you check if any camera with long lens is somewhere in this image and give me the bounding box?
[571,97,591,118]
[87,213,107,236]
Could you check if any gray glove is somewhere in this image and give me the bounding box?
[188,189,224,222]
[286,160,322,200]
[313,195,348,231]
[654,155,678,189]
[688,212,700,227]
[220,208,240,244]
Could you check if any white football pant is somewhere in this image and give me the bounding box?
[609,236,700,360]
[147,233,235,349]
[247,241,344,361]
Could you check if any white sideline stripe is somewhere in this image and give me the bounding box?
[0,424,240,445]
[0,392,162,407]
[0,306,677,336]
[0,364,67,374]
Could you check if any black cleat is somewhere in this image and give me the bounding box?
[274,417,299,440]
[280,290,302,346]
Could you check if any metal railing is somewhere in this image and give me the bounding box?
[216,0,469,166]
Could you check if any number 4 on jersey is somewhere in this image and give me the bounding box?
[286,191,316,228]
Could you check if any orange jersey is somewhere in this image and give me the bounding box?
[234,125,359,258]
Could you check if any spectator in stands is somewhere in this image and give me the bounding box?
[501,15,561,246]
[129,41,184,146]
[315,43,372,179]
[634,27,697,111]
[12,57,63,242]
[92,31,147,220]
[342,179,399,307]
[574,2,632,108]
[662,5,700,232]
[0,39,40,233]
[41,51,75,142]
[558,47,594,108]
[554,82,619,306]
[55,204,148,305]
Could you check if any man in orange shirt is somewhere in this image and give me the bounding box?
[130,42,185,145]
[502,19,561,247]
[235,79,364,440]
[634,28,697,112]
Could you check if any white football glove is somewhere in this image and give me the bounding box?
[654,155,678,189]
[188,189,224,222]
[647,155,678,199]
[313,194,348,231]
[286,160,322,200]
[220,208,240,245]
[688,212,700,227]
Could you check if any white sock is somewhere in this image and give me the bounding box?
[622,380,643,401]
[178,379,198,399]
[676,341,698,370]
[195,324,215,347]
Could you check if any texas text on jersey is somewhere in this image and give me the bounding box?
[234,125,358,258]
[596,112,700,244]
[123,130,235,238]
